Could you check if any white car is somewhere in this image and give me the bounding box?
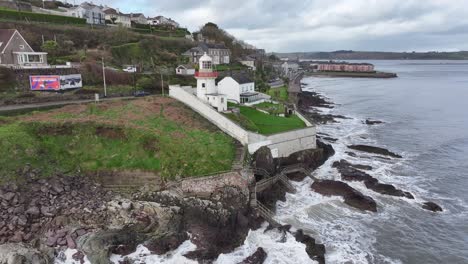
[123,66,137,73]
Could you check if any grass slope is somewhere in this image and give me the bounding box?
[0,97,235,182]
[267,86,289,102]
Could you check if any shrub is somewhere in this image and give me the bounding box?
[136,76,155,90]
[0,8,86,24]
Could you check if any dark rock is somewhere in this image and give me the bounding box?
[333,160,414,199]
[9,231,24,243]
[253,146,276,176]
[72,251,85,263]
[348,145,402,158]
[294,229,325,264]
[365,119,384,125]
[311,180,377,212]
[346,151,357,157]
[145,233,188,255]
[66,235,77,249]
[238,247,267,264]
[422,202,443,212]
[286,171,307,182]
[26,206,41,217]
[0,192,15,201]
[322,136,338,142]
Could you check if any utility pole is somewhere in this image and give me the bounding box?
[102,57,107,97]
[161,72,164,96]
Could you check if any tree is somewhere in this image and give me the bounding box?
[41,40,59,63]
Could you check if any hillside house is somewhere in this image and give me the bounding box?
[0,29,47,67]
[103,7,131,27]
[147,16,180,28]
[183,42,230,65]
[129,13,147,25]
[239,56,256,70]
[176,64,195,76]
[217,73,261,104]
[66,2,105,25]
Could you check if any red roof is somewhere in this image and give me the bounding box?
[195,71,218,78]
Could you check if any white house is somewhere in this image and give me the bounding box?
[147,16,179,28]
[240,56,256,70]
[65,2,105,25]
[176,64,195,76]
[195,53,227,112]
[217,73,259,104]
[103,7,131,27]
[129,13,147,25]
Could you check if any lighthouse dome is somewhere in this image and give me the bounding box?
[199,52,213,71]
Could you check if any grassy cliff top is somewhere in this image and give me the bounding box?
[0,97,236,182]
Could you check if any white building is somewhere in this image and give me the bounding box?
[103,7,131,28]
[281,61,299,76]
[65,2,105,25]
[195,53,227,112]
[218,74,261,104]
[129,13,147,25]
[176,64,195,76]
[239,56,256,70]
[147,16,179,28]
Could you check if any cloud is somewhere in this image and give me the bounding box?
[77,0,468,52]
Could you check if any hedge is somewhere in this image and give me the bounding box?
[0,8,86,25]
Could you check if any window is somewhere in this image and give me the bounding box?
[221,98,224,103]
[19,45,24,50]
[202,83,206,88]
[202,61,212,69]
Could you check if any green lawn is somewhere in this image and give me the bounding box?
[254,102,285,115]
[267,86,289,102]
[0,99,236,182]
[226,105,306,135]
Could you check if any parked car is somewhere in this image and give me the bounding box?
[123,66,137,73]
[134,91,151,97]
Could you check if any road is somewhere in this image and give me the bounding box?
[0,96,135,113]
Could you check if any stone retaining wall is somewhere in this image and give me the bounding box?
[180,171,252,197]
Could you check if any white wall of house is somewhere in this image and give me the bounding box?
[66,6,105,25]
[105,14,131,27]
[241,60,255,70]
[217,77,241,103]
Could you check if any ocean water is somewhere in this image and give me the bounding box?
[57,61,468,263]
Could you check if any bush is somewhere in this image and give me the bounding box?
[136,77,155,90]
[0,8,86,24]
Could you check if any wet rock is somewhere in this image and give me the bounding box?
[238,247,267,264]
[286,171,308,182]
[294,229,325,264]
[253,146,276,175]
[348,145,402,158]
[422,202,443,212]
[0,243,50,264]
[145,232,188,255]
[72,251,85,263]
[311,180,377,212]
[333,160,414,199]
[364,119,384,125]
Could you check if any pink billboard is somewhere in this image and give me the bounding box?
[30,75,61,91]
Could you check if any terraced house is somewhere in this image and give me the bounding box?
[183,42,231,65]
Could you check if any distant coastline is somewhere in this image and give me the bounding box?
[274,50,468,60]
[306,71,398,78]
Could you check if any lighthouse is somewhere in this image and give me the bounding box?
[195,52,218,100]
[194,53,227,112]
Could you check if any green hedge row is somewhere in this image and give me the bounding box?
[0,8,86,24]
[131,27,187,38]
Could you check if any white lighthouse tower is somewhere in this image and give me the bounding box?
[196,52,218,100]
[194,53,227,112]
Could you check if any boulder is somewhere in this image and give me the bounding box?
[238,247,267,264]
[145,232,188,255]
[0,243,50,264]
[347,145,402,158]
[422,202,443,212]
[294,230,325,264]
[311,180,377,212]
[364,119,384,125]
[253,146,276,175]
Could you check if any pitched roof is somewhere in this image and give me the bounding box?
[0,29,17,53]
[130,13,145,18]
[229,73,254,84]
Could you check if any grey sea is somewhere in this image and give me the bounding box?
[276,60,468,264]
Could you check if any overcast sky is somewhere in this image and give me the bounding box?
[77,0,468,53]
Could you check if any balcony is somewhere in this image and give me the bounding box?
[195,71,218,78]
